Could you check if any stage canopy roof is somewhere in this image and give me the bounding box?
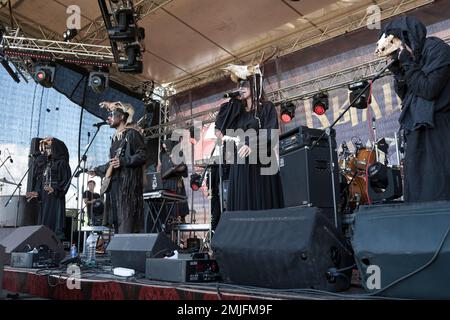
[0,0,436,95]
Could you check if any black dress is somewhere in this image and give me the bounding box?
[33,138,71,239]
[384,16,450,202]
[94,128,147,233]
[159,140,189,219]
[215,99,284,211]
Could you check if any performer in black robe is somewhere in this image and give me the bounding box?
[215,79,284,211]
[159,139,189,222]
[26,137,71,239]
[90,102,147,233]
[382,16,450,202]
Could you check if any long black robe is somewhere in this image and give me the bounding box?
[159,140,189,219]
[215,99,284,211]
[94,128,146,233]
[383,16,450,202]
[33,138,71,240]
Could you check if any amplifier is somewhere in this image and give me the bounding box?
[280,145,339,209]
[280,126,336,155]
[10,250,58,268]
[146,256,220,282]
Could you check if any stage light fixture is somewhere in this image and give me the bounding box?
[118,44,143,73]
[63,28,78,42]
[280,101,296,123]
[88,71,109,93]
[348,80,371,109]
[312,92,329,116]
[34,65,55,88]
[107,8,136,42]
[190,173,203,191]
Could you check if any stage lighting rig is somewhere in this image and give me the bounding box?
[312,92,329,115]
[63,28,78,42]
[88,71,109,93]
[190,173,203,191]
[348,80,371,109]
[118,43,143,73]
[34,64,55,88]
[280,101,296,123]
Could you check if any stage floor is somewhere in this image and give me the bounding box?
[1,259,369,300]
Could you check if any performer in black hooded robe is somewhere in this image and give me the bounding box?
[382,16,450,202]
[90,102,147,233]
[215,78,284,211]
[26,137,71,239]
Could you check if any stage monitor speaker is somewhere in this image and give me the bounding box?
[279,145,339,209]
[106,233,177,273]
[352,201,450,299]
[0,225,65,265]
[212,206,354,291]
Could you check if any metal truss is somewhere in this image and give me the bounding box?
[78,0,175,45]
[172,0,434,94]
[143,33,450,138]
[1,28,114,61]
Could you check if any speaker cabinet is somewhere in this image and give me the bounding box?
[0,225,65,265]
[212,206,353,291]
[106,233,177,273]
[353,201,450,298]
[280,146,339,209]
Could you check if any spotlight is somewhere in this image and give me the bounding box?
[118,44,143,73]
[88,71,109,93]
[348,81,371,109]
[280,101,296,123]
[63,28,78,42]
[312,92,329,115]
[34,65,55,88]
[190,173,203,191]
[107,8,136,42]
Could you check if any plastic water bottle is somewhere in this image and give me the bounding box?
[70,244,78,258]
[86,233,99,264]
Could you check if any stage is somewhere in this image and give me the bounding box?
[1,262,369,300]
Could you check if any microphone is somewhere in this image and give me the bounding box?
[29,152,42,159]
[93,121,108,127]
[223,90,242,99]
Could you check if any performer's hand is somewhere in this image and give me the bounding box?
[238,145,251,158]
[110,158,121,168]
[44,186,54,194]
[26,191,38,200]
[215,130,223,139]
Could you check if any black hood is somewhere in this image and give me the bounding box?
[381,16,427,57]
[162,139,177,154]
[50,138,69,162]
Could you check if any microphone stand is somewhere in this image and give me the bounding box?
[310,59,395,230]
[63,124,102,253]
[0,156,11,169]
[4,166,30,228]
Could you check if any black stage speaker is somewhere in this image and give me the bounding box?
[212,207,354,291]
[106,233,177,273]
[0,225,65,265]
[352,201,450,299]
[280,145,339,209]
